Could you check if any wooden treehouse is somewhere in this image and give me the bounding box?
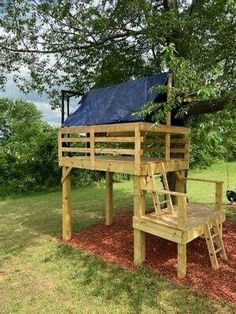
[58,73,227,278]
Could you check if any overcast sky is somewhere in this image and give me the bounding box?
[0,76,61,126]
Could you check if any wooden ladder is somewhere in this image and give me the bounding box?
[147,162,174,217]
[204,222,227,269]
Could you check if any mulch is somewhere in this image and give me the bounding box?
[68,212,236,304]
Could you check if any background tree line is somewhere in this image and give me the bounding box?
[0,98,235,196]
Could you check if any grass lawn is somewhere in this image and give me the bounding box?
[0,161,235,313]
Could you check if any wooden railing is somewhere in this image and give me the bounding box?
[58,122,190,171]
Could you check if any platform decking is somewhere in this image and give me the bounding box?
[133,203,225,244]
[58,122,190,175]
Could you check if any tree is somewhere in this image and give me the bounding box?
[0,0,235,114]
[0,98,60,194]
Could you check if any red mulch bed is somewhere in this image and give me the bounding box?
[68,212,236,304]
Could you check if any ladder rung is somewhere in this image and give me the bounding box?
[215,248,222,254]
[212,233,219,239]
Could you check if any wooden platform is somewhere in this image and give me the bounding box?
[133,203,225,244]
[58,122,190,175]
[59,155,189,175]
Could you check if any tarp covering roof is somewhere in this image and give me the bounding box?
[63,72,169,127]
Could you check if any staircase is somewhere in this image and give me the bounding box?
[204,222,227,269]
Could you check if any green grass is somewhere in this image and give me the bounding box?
[0,161,235,313]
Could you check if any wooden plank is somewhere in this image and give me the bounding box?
[177,243,186,278]
[60,122,190,136]
[133,175,146,265]
[95,148,135,155]
[139,122,190,134]
[61,147,89,153]
[61,137,90,143]
[133,216,183,243]
[180,177,224,184]
[105,172,113,225]
[95,136,135,143]
[62,166,72,241]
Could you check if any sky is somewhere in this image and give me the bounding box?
[0,76,61,126]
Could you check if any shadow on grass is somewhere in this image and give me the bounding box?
[51,244,222,314]
[0,184,134,259]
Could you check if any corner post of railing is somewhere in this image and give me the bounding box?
[215,181,224,218]
[58,129,62,160]
[134,124,141,175]
[177,194,187,229]
[165,73,172,161]
[90,126,95,169]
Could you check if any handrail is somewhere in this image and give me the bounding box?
[180,176,224,184]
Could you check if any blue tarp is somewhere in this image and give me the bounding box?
[63,72,168,127]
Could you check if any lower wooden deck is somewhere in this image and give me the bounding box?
[133,203,224,244]
[59,155,189,175]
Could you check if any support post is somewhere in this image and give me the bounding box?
[177,194,187,229]
[105,171,113,225]
[177,243,186,278]
[165,73,172,161]
[62,166,72,241]
[176,170,186,206]
[133,176,146,265]
[215,181,224,236]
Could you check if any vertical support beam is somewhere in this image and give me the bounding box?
[165,73,172,161]
[62,166,72,241]
[176,170,186,206]
[215,182,224,236]
[134,124,141,175]
[177,194,187,229]
[215,182,223,212]
[58,129,62,160]
[177,243,186,278]
[133,175,146,265]
[105,171,113,225]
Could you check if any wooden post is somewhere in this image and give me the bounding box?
[62,166,72,241]
[215,182,223,212]
[165,73,172,161]
[215,182,224,236]
[177,194,187,229]
[176,170,186,206]
[105,171,113,225]
[133,175,146,265]
[177,243,186,278]
[134,125,141,175]
[177,192,187,278]
[90,127,95,169]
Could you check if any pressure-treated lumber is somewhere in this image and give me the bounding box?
[105,172,113,225]
[58,120,226,278]
[62,166,72,241]
[133,176,146,265]
[177,243,186,278]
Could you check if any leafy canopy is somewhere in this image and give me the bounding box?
[0,0,235,116]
